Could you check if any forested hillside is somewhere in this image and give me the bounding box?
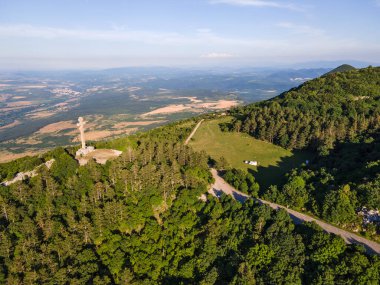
[1,117,379,284]
[225,66,380,240]
[263,130,380,240]
[228,66,380,154]
[325,64,356,75]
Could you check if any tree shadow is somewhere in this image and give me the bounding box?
[232,191,249,203]
[248,150,314,192]
[314,138,380,184]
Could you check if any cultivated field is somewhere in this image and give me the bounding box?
[189,117,312,188]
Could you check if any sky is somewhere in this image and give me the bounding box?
[0,0,379,70]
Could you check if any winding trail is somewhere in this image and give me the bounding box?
[209,168,380,255]
[184,119,204,145]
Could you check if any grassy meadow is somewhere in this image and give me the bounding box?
[189,117,312,189]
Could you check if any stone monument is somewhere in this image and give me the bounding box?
[74,116,122,166]
[75,116,94,156]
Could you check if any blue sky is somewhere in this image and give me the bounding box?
[0,0,379,69]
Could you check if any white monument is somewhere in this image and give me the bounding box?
[74,116,122,165]
[75,117,94,156]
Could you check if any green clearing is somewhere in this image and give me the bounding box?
[189,117,313,189]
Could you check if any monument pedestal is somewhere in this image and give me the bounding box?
[76,146,95,157]
[74,116,123,165]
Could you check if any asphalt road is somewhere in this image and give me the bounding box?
[209,168,380,255]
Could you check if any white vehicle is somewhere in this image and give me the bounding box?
[244,160,258,166]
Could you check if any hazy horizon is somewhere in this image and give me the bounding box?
[0,60,378,73]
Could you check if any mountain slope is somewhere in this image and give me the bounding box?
[325,64,356,75]
[225,66,380,241]
[1,69,380,284]
[229,66,380,153]
[1,116,379,284]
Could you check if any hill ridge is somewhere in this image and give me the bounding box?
[325,64,356,75]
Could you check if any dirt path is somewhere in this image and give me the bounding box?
[184,119,204,145]
[209,168,380,255]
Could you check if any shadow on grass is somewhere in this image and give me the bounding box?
[248,150,314,192]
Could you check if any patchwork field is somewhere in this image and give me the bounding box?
[0,67,325,162]
[0,115,168,163]
[189,117,312,188]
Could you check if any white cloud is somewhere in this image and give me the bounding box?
[196,28,213,34]
[0,24,274,48]
[0,24,186,45]
[210,0,302,11]
[277,22,325,37]
[201,52,235,58]
[0,23,374,55]
[0,23,379,69]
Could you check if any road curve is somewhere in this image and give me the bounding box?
[184,119,204,145]
[209,168,380,255]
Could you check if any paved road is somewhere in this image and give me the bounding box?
[209,168,380,255]
[184,119,204,145]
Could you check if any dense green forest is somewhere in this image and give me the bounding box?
[227,66,380,154]
[1,118,379,284]
[1,68,380,284]
[222,168,260,196]
[225,66,380,239]
[325,64,356,75]
[0,119,380,284]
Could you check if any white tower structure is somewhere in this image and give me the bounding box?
[75,117,94,156]
[77,117,87,149]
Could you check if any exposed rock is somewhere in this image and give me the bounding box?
[1,159,55,186]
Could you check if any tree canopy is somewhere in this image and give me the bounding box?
[1,68,380,284]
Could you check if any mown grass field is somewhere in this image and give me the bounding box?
[189,117,312,189]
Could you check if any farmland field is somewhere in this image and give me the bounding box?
[0,67,327,162]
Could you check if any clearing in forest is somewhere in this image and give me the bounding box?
[189,117,312,188]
